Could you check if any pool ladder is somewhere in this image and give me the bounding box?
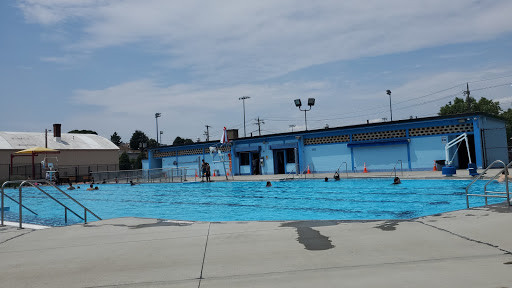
[1,180,101,229]
[465,160,511,208]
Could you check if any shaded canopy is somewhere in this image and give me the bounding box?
[15,147,60,154]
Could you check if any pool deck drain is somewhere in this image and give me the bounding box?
[1,170,512,287]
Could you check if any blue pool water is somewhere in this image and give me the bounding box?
[1,178,505,226]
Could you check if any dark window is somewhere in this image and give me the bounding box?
[240,152,250,165]
[286,148,295,164]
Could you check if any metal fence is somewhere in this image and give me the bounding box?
[1,164,119,182]
[91,167,196,184]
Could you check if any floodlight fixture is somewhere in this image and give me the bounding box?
[293,98,316,131]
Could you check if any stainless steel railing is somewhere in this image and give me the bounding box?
[1,179,101,228]
[465,160,510,208]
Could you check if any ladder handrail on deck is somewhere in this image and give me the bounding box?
[388,160,403,179]
[465,160,510,208]
[1,179,101,228]
[336,162,349,178]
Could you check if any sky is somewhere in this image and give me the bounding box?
[1,0,512,145]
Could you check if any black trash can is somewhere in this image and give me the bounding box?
[435,160,446,171]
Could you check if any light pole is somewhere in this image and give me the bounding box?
[239,96,250,137]
[386,90,392,121]
[294,98,315,131]
[289,124,296,132]
[45,129,52,148]
[160,131,163,145]
[155,113,161,145]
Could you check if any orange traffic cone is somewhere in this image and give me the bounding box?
[213,170,216,177]
[363,163,368,173]
[227,171,230,176]
[307,165,311,174]
[433,161,437,171]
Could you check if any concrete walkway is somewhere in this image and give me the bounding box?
[1,203,512,287]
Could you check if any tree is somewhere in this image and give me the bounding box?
[129,130,150,150]
[129,130,158,150]
[173,136,194,146]
[501,108,512,145]
[440,96,512,145]
[147,138,159,148]
[439,96,501,116]
[133,152,144,169]
[119,152,132,170]
[110,132,122,146]
[68,129,98,135]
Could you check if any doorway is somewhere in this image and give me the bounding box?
[457,134,476,169]
[251,152,261,175]
[274,150,285,174]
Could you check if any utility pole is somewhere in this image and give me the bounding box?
[464,83,471,112]
[255,117,264,136]
[204,125,211,141]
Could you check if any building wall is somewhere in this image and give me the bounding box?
[148,114,509,175]
[303,143,351,173]
[479,117,508,166]
[409,136,446,170]
[1,149,119,180]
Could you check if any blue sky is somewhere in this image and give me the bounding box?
[1,0,512,144]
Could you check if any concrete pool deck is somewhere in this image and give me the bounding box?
[1,170,512,287]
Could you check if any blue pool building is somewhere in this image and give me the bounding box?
[146,113,508,176]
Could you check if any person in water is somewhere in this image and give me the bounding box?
[266,181,272,187]
[324,177,328,182]
[333,171,340,181]
[392,177,401,185]
[86,184,95,191]
[67,183,75,190]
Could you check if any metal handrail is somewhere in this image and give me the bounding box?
[284,167,297,180]
[300,163,314,179]
[1,181,39,226]
[389,160,403,179]
[482,161,512,206]
[465,160,508,208]
[336,162,349,178]
[2,179,101,228]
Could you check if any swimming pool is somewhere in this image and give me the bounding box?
[1,178,505,226]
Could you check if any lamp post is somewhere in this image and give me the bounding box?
[239,96,250,137]
[289,124,296,132]
[294,98,315,131]
[160,131,163,145]
[386,90,392,121]
[155,113,161,145]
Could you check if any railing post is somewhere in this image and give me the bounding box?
[19,184,23,229]
[84,208,87,224]
[65,208,68,223]
[1,185,4,226]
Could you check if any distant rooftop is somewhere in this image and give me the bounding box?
[0,131,119,150]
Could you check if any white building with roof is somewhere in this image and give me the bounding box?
[0,124,119,182]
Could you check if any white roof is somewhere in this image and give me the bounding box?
[0,132,119,150]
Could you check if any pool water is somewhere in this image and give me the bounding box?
[1,178,505,226]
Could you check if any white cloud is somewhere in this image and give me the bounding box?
[71,79,334,141]
[17,0,512,82]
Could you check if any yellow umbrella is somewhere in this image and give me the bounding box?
[15,147,60,154]
[12,147,60,178]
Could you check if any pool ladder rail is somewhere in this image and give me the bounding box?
[465,160,511,208]
[1,179,102,229]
